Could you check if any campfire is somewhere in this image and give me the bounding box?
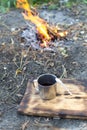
[16,0,68,48]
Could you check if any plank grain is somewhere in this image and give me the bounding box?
[18,79,87,119]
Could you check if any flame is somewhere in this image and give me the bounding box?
[40,41,49,48]
[58,31,68,38]
[17,0,50,42]
[22,12,50,40]
[16,0,68,47]
[16,0,30,11]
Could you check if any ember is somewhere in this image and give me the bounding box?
[16,0,68,47]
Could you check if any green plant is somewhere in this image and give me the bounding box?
[0,0,87,13]
[48,4,58,10]
[65,0,87,7]
[0,0,16,13]
[82,0,87,4]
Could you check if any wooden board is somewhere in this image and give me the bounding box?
[18,79,87,119]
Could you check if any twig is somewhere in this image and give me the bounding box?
[35,61,44,66]
[60,65,67,78]
[20,55,24,68]
[0,112,3,117]
[56,78,72,95]
[5,75,26,101]
[32,122,52,127]
[25,21,37,33]
[0,22,10,30]
[21,120,30,130]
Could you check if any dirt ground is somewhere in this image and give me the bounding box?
[0,4,87,130]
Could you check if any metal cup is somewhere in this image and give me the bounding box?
[33,74,57,100]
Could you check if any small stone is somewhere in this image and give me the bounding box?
[84,39,87,43]
[73,36,78,40]
[2,42,5,45]
[11,27,16,32]
[84,35,87,38]
[76,19,79,22]
[4,67,7,70]
[83,43,87,46]
[49,62,54,67]
[11,27,20,32]
[80,31,85,34]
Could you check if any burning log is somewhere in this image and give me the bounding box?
[16,0,68,47]
[46,25,68,40]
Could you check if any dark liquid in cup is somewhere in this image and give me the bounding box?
[41,83,53,86]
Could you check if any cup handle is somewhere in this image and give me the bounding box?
[33,79,39,93]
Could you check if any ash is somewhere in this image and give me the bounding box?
[21,23,40,49]
[21,22,72,51]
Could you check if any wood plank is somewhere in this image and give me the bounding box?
[18,79,87,119]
